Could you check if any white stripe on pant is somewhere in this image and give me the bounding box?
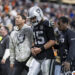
[49,59,55,75]
[27,58,55,75]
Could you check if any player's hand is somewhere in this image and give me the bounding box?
[31,48,36,56]
[62,61,70,71]
[33,47,41,55]
[1,59,6,64]
[10,64,14,70]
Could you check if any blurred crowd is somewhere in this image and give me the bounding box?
[0,0,75,31]
[0,0,75,75]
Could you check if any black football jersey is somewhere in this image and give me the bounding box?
[32,20,55,59]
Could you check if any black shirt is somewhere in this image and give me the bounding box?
[58,29,75,62]
[0,35,9,58]
[32,20,55,59]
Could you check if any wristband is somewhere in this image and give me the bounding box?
[31,46,34,48]
[40,46,45,52]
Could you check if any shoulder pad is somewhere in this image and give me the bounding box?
[49,20,54,27]
[43,20,54,27]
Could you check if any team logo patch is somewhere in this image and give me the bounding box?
[60,38,64,43]
[1,40,3,44]
[17,33,25,44]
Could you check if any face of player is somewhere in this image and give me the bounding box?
[58,20,67,31]
[30,16,36,24]
[15,15,25,26]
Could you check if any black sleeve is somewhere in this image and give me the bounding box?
[5,36,9,49]
[66,30,75,62]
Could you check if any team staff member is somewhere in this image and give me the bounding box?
[10,14,33,75]
[58,16,75,71]
[0,26,10,75]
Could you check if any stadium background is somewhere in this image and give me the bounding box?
[0,0,75,75]
[0,0,75,31]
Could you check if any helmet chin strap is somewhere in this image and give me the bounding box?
[33,22,38,26]
[33,19,44,26]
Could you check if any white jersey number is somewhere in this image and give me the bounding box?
[34,31,45,44]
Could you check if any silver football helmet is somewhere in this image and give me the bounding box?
[28,6,44,26]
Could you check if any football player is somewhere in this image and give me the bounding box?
[27,6,56,75]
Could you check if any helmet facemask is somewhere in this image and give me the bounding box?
[30,16,38,26]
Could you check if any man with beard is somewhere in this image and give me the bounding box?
[28,6,56,75]
[58,16,75,72]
